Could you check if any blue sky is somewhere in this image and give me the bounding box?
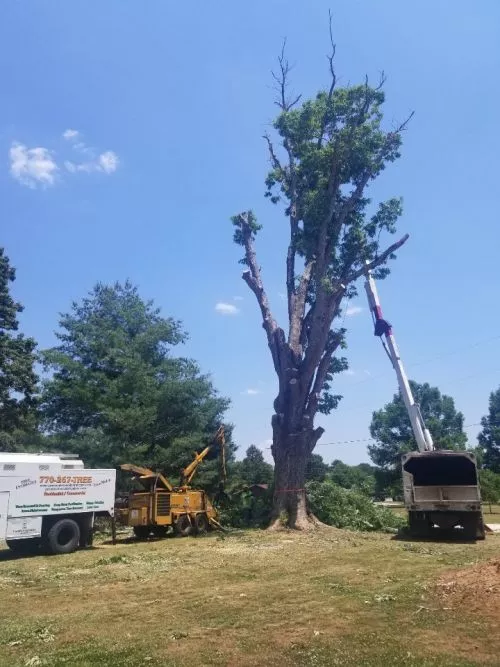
[2,1,500,464]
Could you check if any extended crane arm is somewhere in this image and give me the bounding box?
[180,426,226,487]
[363,267,434,453]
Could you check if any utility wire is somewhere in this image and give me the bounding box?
[263,421,500,449]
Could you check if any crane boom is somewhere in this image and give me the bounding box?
[363,267,434,453]
[180,425,226,487]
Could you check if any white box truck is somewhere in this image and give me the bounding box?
[0,452,116,555]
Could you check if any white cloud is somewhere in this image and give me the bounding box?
[62,129,80,141]
[278,292,287,301]
[363,369,372,376]
[343,369,355,376]
[64,150,119,175]
[9,142,58,188]
[346,305,363,317]
[233,296,244,302]
[242,388,260,396]
[98,151,119,173]
[215,302,240,315]
[9,132,119,187]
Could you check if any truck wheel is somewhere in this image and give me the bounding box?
[46,519,81,555]
[133,525,151,540]
[194,513,209,535]
[462,513,485,540]
[6,538,41,555]
[408,511,430,538]
[174,515,193,537]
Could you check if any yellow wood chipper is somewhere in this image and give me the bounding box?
[115,426,226,539]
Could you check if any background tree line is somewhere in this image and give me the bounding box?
[2,246,500,528]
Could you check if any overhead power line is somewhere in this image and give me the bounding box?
[263,420,500,450]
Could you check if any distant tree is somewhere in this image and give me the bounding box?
[0,248,38,451]
[40,282,233,486]
[478,387,500,473]
[230,21,411,529]
[329,460,376,496]
[369,381,467,490]
[479,469,500,512]
[236,445,274,486]
[306,453,329,482]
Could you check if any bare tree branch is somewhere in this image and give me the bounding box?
[272,39,302,111]
[345,233,410,284]
[327,9,336,93]
[318,9,337,149]
[263,133,283,173]
[394,110,415,133]
[305,331,343,419]
[375,70,387,91]
[289,259,315,353]
[236,212,281,372]
[299,286,345,405]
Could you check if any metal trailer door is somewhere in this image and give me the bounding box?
[0,493,9,541]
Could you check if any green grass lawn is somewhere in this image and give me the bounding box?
[0,527,499,666]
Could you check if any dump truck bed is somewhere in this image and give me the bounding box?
[402,450,484,538]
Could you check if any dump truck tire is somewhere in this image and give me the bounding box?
[133,526,151,540]
[408,511,431,538]
[175,515,193,537]
[46,519,81,555]
[462,513,485,540]
[194,513,209,535]
[6,538,41,555]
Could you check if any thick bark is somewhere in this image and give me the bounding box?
[234,212,410,530]
[268,414,323,530]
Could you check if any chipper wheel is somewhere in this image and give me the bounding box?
[194,513,209,535]
[174,515,193,537]
[133,525,151,540]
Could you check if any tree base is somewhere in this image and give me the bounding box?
[267,511,328,532]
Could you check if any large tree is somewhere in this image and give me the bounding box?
[230,26,410,528]
[478,387,500,473]
[0,248,38,451]
[369,381,467,493]
[41,281,233,486]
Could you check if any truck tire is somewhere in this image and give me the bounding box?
[194,513,209,535]
[408,511,431,538]
[46,519,81,555]
[174,515,193,537]
[462,513,485,540]
[151,526,168,538]
[133,525,151,540]
[6,538,41,555]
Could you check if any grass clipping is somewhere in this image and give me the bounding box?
[307,480,406,533]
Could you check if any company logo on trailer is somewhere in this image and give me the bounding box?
[16,478,37,490]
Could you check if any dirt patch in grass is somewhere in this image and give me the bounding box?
[435,557,500,620]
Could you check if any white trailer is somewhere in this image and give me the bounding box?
[0,452,116,555]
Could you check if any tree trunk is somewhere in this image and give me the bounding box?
[268,419,318,530]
